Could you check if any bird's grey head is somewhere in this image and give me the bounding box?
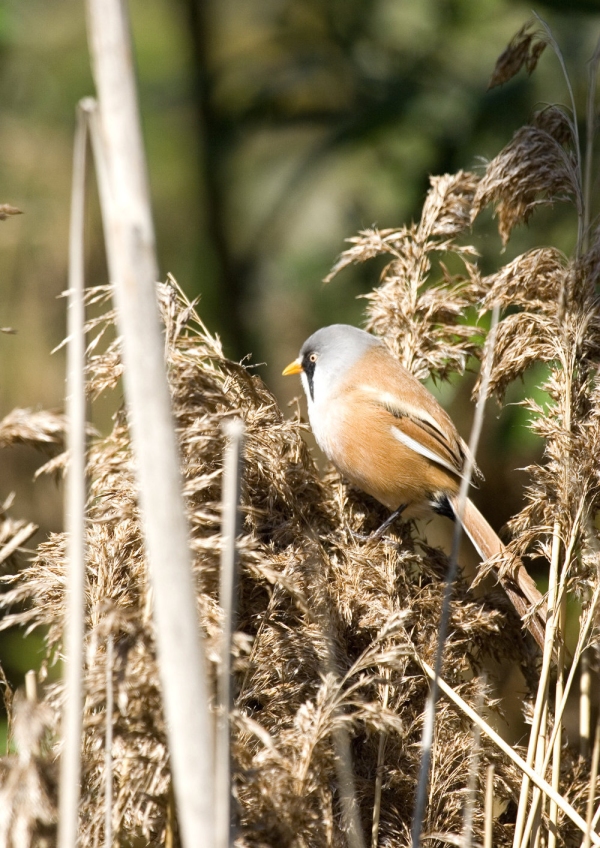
[297,324,382,406]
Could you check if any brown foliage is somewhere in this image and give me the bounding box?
[0,277,531,847]
[327,171,483,382]
[488,20,546,90]
[1,20,600,848]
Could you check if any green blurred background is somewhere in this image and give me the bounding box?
[0,0,599,727]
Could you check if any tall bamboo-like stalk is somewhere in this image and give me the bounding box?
[57,100,88,848]
[84,1,215,845]
[583,720,600,848]
[514,526,561,848]
[216,419,244,848]
[371,672,390,848]
[461,686,484,848]
[104,633,114,848]
[484,765,494,848]
[548,593,566,848]
[581,651,591,758]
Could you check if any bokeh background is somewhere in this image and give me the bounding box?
[0,0,599,713]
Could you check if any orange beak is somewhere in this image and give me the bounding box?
[282,358,303,376]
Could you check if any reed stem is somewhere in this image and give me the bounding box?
[216,420,244,848]
[104,634,114,848]
[57,99,89,848]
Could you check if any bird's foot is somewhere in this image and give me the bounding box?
[349,530,371,542]
[370,505,407,540]
[348,505,407,544]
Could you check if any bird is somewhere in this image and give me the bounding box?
[283,323,546,650]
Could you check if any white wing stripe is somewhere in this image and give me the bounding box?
[359,384,448,439]
[391,425,459,476]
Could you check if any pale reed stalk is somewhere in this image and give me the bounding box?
[484,765,495,848]
[581,651,591,758]
[57,100,89,848]
[548,594,566,848]
[216,420,245,848]
[514,524,562,848]
[528,700,548,848]
[461,686,484,848]
[24,670,37,704]
[371,671,390,848]
[583,719,600,848]
[104,634,114,848]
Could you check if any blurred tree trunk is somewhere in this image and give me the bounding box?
[182,0,252,359]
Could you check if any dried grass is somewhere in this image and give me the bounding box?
[0,274,529,847]
[487,20,547,90]
[0,205,21,221]
[0,19,599,848]
[326,171,483,382]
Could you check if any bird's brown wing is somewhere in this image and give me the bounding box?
[346,345,468,477]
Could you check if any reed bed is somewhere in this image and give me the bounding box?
[0,15,599,848]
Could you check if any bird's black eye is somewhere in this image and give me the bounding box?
[309,353,318,363]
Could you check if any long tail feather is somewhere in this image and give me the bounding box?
[450,495,547,651]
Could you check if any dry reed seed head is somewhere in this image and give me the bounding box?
[488,20,547,89]
[478,235,600,570]
[480,248,567,315]
[0,281,334,843]
[0,409,65,453]
[531,105,576,148]
[417,171,480,240]
[323,227,401,283]
[503,440,599,601]
[0,692,57,848]
[567,527,600,605]
[574,235,600,299]
[480,312,557,400]
[0,495,38,574]
[0,204,22,220]
[473,178,600,589]
[472,122,580,246]
[327,173,484,381]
